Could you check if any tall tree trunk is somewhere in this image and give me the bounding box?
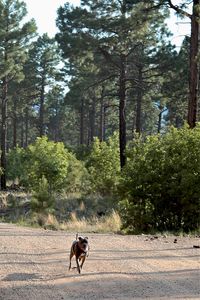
[1,77,8,190]
[188,0,200,128]
[20,118,24,148]
[167,0,200,128]
[158,111,162,133]
[80,98,84,145]
[54,100,59,142]
[87,108,90,146]
[25,107,29,148]
[136,66,143,134]
[90,98,96,143]
[13,97,17,148]
[39,77,45,136]
[100,97,104,142]
[131,106,136,138]
[99,86,105,142]
[103,105,107,141]
[119,56,126,169]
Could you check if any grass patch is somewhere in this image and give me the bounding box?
[0,191,122,233]
[1,210,122,233]
[60,210,121,233]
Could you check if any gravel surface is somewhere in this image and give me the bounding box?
[0,223,199,300]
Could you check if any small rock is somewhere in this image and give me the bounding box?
[174,239,177,243]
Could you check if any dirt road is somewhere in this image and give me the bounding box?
[0,223,199,300]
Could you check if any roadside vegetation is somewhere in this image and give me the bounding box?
[0,126,199,234]
[0,1,199,234]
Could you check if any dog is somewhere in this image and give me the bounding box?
[68,234,89,274]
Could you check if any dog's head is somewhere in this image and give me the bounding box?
[77,236,89,253]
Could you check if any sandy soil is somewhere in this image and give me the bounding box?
[0,223,199,300]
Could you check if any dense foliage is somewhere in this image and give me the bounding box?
[0,0,199,233]
[86,133,120,195]
[7,137,88,211]
[119,125,200,232]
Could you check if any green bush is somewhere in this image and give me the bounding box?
[23,137,88,212]
[22,136,70,191]
[7,147,26,184]
[6,138,89,213]
[64,152,89,194]
[119,125,200,232]
[31,176,55,213]
[87,133,120,195]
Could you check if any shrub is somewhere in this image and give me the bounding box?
[31,176,55,213]
[18,136,86,192]
[6,137,89,212]
[23,136,70,191]
[87,133,120,195]
[64,152,89,194]
[119,125,200,232]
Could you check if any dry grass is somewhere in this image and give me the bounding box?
[0,191,122,233]
[31,213,59,230]
[0,191,31,209]
[27,210,121,233]
[15,211,122,233]
[59,210,122,233]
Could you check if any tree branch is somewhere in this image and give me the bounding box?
[98,47,121,69]
[167,0,192,19]
[83,73,118,91]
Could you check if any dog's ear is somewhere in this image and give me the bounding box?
[78,236,83,241]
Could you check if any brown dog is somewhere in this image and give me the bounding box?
[68,234,89,274]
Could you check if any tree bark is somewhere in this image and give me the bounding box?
[13,97,17,148]
[167,0,200,128]
[100,97,104,142]
[99,86,105,142]
[87,108,90,146]
[119,55,126,169]
[80,98,84,145]
[90,98,96,143]
[1,77,8,190]
[20,118,24,148]
[25,107,29,148]
[103,105,106,141]
[55,99,59,142]
[39,76,45,136]
[188,0,200,128]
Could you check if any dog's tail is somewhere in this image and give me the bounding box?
[76,233,78,240]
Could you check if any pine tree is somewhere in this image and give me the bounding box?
[56,0,169,168]
[46,85,66,142]
[0,0,36,190]
[157,0,200,128]
[28,34,61,137]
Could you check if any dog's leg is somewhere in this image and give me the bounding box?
[87,246,90,257]
[80,255,86,270]
[69,251,74,271]
[76,257,81,274]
